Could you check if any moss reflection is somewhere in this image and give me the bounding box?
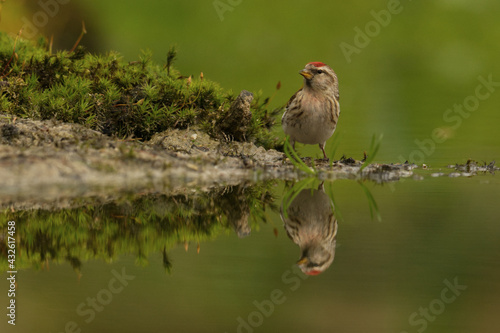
[0,182,277,273]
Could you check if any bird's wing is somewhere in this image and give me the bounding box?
[285,88,302,111]
[282,88,303,125]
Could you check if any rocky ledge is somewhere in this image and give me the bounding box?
[0,111,428,204]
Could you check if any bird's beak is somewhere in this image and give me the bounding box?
[299,69,313,80]
[297,257,308,265]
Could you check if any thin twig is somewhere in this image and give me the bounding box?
[70,21,87,53]
[49,35,54,55]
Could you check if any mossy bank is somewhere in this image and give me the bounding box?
[0,32,280,148]
[0,31,285,199]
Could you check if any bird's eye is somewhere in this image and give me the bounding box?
[317,69,324,74]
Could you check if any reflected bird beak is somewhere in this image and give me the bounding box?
[297,257,309,265]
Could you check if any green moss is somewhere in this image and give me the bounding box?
[0,33,281,148]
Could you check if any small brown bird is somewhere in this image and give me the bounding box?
[280,183,338,275]
[281,62,340,159]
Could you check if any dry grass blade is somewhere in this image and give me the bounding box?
[360,134,383,171]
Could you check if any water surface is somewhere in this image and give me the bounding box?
[1,173,499,333]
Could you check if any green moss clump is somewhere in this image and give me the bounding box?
[0,33,281,148]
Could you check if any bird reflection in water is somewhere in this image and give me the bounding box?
[280,181,337,275]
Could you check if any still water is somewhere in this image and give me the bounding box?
[1,173,499,333]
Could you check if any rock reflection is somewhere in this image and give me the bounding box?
[216,186,251,238]
[281,182,338,275]
[0,182,276,273]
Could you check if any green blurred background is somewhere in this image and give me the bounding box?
[2,0,500,163]
[2,3,500,332]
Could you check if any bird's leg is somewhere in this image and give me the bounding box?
[289,139,298,156]
[318,181,325,191]
[319,143,329,161]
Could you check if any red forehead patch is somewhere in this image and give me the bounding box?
[308,62,326,68]
[305,270,322,276]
